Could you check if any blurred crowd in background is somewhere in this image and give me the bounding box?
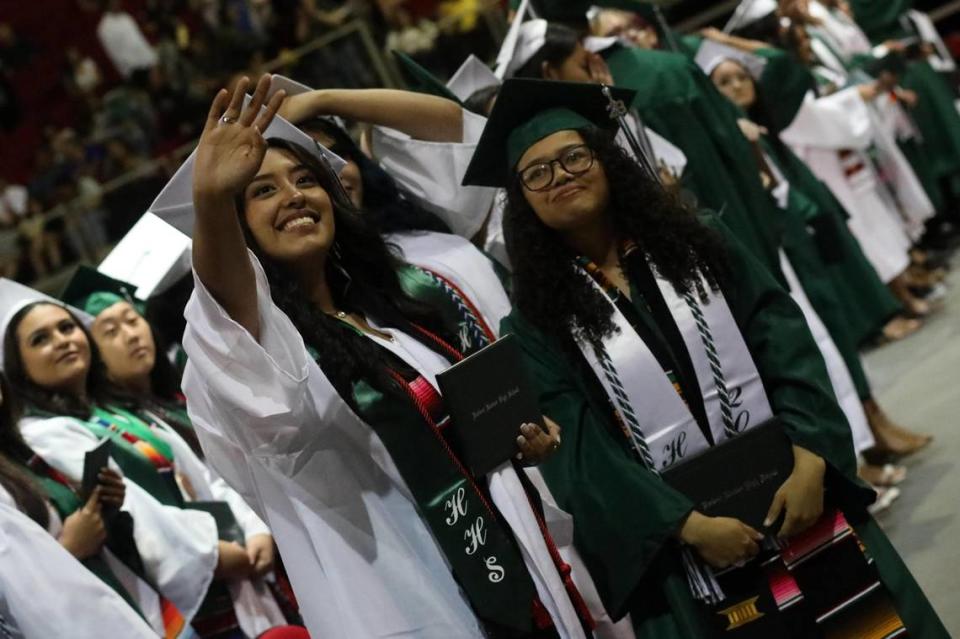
[0,0,501,284]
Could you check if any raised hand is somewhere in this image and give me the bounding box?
[193,75,286,203]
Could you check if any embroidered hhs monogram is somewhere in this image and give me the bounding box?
[443,486,503,583]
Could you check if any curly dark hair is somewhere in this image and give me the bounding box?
[2,302,114,419]
[0,371,50,528]
[504,127,730,345]
[237,139,457,403]
[514,23,581,79]
[298,117,452,235]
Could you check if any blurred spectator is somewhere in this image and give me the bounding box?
[0,179,28,225]
[0,23,33,69]
[0,22,33,132]
[382,3,439,55]
[97,0,159,78]
[18,196,62,279]
[65,47,103,97]
[0,179,23,278]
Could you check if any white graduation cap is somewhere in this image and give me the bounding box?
[446,55,501,102]
[148,94,347,239]
[694,39,768,78]
[0,279,93,367]
[267,75,347,131]
[495,0,548,80]
[723,0,777,32]
[98,212,192,299]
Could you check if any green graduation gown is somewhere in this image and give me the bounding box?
[604,46,783,275]
[762,137,903,348]
[848,1,960,190]
[501,218,947,638]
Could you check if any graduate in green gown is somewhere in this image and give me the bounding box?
[696,37,936,463]
[509,18,784,276]
[464,77,949,638]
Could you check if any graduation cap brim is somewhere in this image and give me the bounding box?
[462,78,636,188]
[60,265,142,317]
[446,55,500,103]
[392,51,462,104]
[149,95,347,239]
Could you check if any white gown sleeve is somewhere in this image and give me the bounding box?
[182,250,353,470]
[17,416,218,623]
[151,422,271,539]
[371,110,497,240]
[780,87,874,150]
[0,502,158,639]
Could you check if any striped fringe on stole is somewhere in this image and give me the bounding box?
[708,509,908,638]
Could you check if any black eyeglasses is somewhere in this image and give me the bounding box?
[517,144,596,192]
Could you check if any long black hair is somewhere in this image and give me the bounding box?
[2,302,113,419]
[237,139,456,403]
[514,23,581,79]
[0,371,51,528]
[505,128,730,345]
[298,118,452,235]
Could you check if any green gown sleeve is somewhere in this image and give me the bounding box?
[755,47,815,134]
[501,312,695,618]
[605,47,785,275]
[703,216,874,507]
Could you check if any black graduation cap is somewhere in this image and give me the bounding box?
[60,265,143,318]
[461,78,636,188]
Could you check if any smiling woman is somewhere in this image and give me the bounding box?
[464,77,949,639]
[180,75,587,639]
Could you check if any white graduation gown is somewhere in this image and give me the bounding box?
[778,252,875,454]
[147,413,287,636]
[781,88,911,282]
[18,415,219,625]
[373,110,496,240]
[0,500,158,639]
[181,253,589,639]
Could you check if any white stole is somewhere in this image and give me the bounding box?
[575,266,774,471]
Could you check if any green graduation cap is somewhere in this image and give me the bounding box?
[392,51,462,104]
[462,78,636,188]
[60,265,145,319]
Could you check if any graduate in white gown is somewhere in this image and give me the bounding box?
[0,500,157,639]
[59,266,293,638]
[180,75,594,639]
[266,77,510,334]
[257,74,633,639]
[0,279,276,636]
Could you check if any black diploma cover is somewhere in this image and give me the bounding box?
[662,419,794,531]
[437,335,544,477]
